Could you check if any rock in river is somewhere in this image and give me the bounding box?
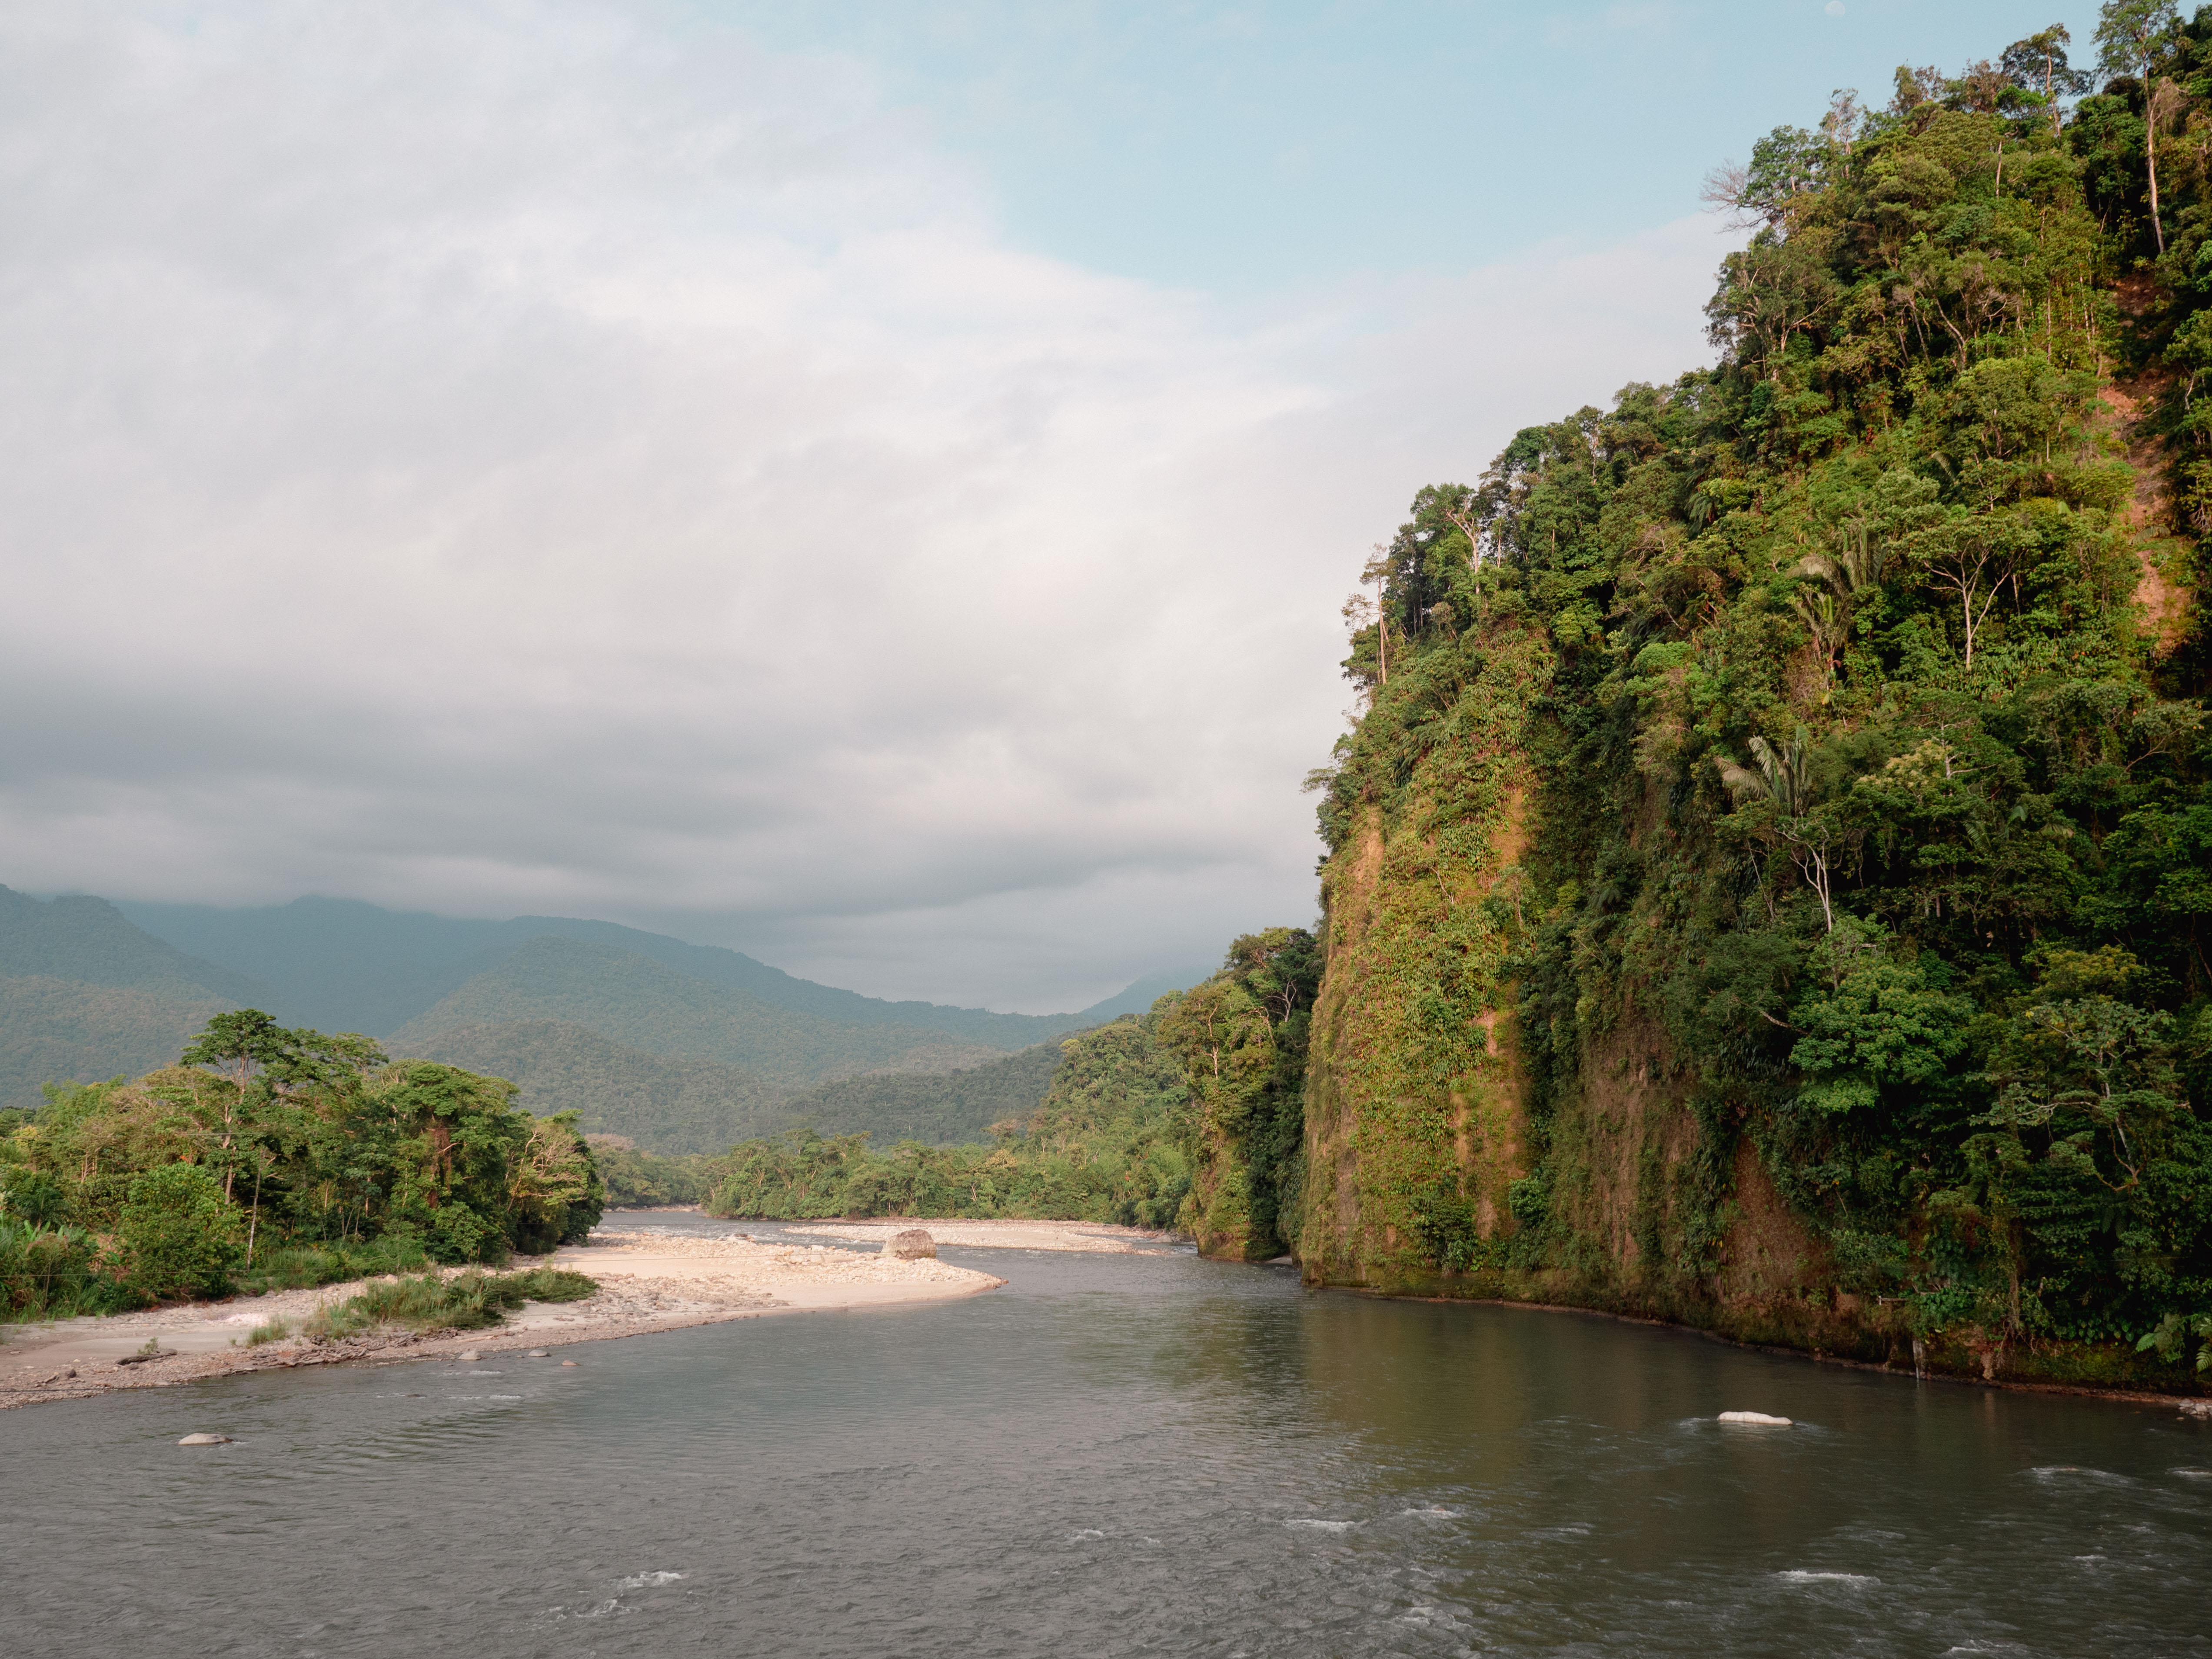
[884,1229,937,1260]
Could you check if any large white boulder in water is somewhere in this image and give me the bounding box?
[884,1229,937,1260]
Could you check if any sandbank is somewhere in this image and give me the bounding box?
[782,1217,1184,1253]
[0,1228,1001,1410]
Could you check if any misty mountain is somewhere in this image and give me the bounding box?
[0,977,238,1112]
[0,886,276,1006]
[407,1021,1073,1154]
[116,893,1195,1043]
[386,936,1011,1089]
[0,888,283,1109]
[4,883,1213,1140]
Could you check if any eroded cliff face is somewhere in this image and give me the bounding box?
[1295,667,1996,1369]
[1300,780,1933,1368]
[1297,621,1544,1290]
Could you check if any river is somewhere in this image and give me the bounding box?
[4,1214,2208,1656]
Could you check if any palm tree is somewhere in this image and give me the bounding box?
[1718,725,1838,931]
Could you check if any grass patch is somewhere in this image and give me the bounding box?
[234,1236,435,1297]
[305,1267,598,1340]
[246,1316,293,1346]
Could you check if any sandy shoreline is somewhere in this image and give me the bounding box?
[780,1217,1185,1253]
[0,1227,1003,1410]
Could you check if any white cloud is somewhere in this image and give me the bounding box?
[0,1,1732,1010]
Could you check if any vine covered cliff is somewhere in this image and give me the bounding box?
[1285,25,2212,1390]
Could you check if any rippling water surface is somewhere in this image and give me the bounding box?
[5,1216,2209,1656]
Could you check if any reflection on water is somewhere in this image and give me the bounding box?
[3,1216,2208,1656]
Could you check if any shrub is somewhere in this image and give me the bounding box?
[0,1220,132,1319]
[0,1168,67,1227]
[426,1201,499,1265]
[117,1164,243,1301]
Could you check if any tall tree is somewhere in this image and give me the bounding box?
[2098,0,2181,253]
[2003,24,2092,137]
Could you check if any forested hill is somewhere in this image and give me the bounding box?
[0,888,281,1111]
[1196,20,2211,1391]
[3,887,1204,1138]
[114,894,1184,1045]
[0,888,273,1005]
[385,937,1010,1089]
[401,1019,790,1155]
[767,1043,1070,1147]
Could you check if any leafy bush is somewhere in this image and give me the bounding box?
[426,1200,497,1265]
[117,1164,242,1301]
[0,1167,67,1226]
[0,1220,132,1319]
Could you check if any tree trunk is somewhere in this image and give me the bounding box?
[2150,78,2166,255]
[1375,575,1388,685]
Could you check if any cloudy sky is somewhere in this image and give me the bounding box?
[2,0,2078,1010]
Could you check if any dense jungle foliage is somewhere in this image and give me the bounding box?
[587,1135,718,1207]
[1155,929,1323,1259]
[1307,12,2212,1378]
[0,1011,602,1317]
[770,1041,1070,1147]
[700,933,1321,1235]
[705,1014,1196,1225]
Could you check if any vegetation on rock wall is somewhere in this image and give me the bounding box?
[1155,928,1322,1260]
[1300,15,2212,1390]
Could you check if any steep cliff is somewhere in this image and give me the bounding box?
[1284,48,2212,1392]
[1298,622,1548,1287]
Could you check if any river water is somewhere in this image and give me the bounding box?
[4,1215,2209,1657]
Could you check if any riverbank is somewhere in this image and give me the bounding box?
[0,1227,1003,1409]
[779,1217,1184,1253]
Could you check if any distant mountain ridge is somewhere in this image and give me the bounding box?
[0,887,276,1006]
[385,936,1008,1088]
[0,887,283,1110]
[0,976,237,1112]
[113,894,1184,1042]
[5,885,1216,1145]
